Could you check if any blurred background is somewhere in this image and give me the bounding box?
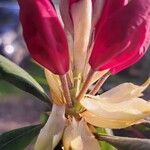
[0,0,150,134]
[0,0,48,133]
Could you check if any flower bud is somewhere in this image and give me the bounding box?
[94,0,127,36]
[100,0,150,74]
[70,0,92,74]
[18,0,69,75]
[89,0,150,71]
[110,23,150,74]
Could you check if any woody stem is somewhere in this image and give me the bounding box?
[77,68,95,101]
[60,74,72,107]
[89,71,111,95]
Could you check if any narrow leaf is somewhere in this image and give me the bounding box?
[99,135,150,150]
[0,124,42,150]
[0,55,50,103]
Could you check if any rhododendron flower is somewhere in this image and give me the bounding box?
[18,0,73,108]
[81,78,150,129]
[17,0,150,149]
[90,0,150,73]
[18,0,69,75]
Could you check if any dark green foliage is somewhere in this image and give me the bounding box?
[0,124,42,150]
[0,55,50,104]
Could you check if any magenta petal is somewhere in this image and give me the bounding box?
[69,0,80,5]
[60,0,80,34]
[100,20,147,71]
[89,0,150,71]
[95,0,127,35]
[60,0,74,34]
[19,0,69,75]
[111,23,150,74]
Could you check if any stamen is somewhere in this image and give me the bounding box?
[89,71,111,95]
[60,74,73,107]
[66,72,73,89]
[77,68,95,101]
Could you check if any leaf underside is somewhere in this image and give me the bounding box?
[100,135,150,150]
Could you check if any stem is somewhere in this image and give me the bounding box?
[66,72,73,89]
[89,71,111,95]
[77,68,95,101]
[59,74,72,107]
[94,133,103,141]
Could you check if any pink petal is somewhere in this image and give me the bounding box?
[111,23,150,74]
[89,0,150,71]
[19,0,69,75]
[95,0,127,35]
[99,21,148,72]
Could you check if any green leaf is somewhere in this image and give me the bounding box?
[134,123,150,132]
[0,124,43,150]
[97,128,116,150]
[40,112,49,124]
[0,55,50,104]
[99,135,150,150]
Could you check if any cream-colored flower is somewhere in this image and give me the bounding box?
[45,69,66,105]
[63,118,100,150]
[35,104,66,150]
[80,78,150,129]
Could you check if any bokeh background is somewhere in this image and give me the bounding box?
[0,0,150,134]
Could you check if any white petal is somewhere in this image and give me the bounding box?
[71,0,92,73]
[35,104,66,150]
[81,111,142,129]
[45,69,66,104]
[92,77,150,102]
[80,78,150,129]
[81,96,150,129]
[63,119,100,150]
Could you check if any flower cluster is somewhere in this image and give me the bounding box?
[18,0,150,149]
